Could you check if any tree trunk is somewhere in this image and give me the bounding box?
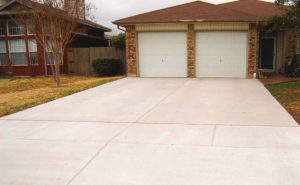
[53,57,61,87]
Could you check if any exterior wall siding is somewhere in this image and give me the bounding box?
[195,22,249,31]
[125,25,137,77]
[136,23,187,31]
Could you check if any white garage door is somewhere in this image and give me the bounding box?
[138,32,187,77]
[196,32,247,78]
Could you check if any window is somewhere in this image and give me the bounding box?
[8,20,25,35]
[297,37,300,54]
[9,39,27,66]
[45,41,63,65]
[28,39,38,65]
[0,21,5,36]
[0,40,7,66]
[27,20,35,35]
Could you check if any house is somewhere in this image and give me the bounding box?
[0,0,111,76]
[113,0,300,78]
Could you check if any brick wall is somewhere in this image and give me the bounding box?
[247,24,259,78]
[0,18,69,76]
[187,24,195,77]
[125,25,137,77]
[123,23,260,79]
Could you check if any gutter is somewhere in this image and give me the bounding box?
[117,25,125,32]
[114,19,262,26]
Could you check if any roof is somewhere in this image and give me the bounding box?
[78,19,111,32]
[113,0,285,25]
[0,0,111,32]
[219,0,286,18]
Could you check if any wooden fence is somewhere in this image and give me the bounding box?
[67,47,126,76]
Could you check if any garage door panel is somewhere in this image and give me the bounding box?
[138,32,187,78]
[196,32,247,78]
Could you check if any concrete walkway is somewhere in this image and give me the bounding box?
[0,78,299,185]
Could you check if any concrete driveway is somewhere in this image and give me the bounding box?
[0,78,300,185]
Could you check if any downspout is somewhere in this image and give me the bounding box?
[117,25,125,32]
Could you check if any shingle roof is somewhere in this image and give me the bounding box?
[114,1,260,24]
[219,0,286,18]
[113,0,284,25]
[0,0,111,32]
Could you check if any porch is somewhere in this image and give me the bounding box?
[258,31,299,76]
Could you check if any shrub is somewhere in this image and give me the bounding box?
[92,58,124,76]
[112,33,125,49]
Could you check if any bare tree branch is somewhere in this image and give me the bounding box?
[12,0,88,87]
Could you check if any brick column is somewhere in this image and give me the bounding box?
[187,24,195,77]
[284,32,297,65]
[247,24,259,78]
[125,25,137,77]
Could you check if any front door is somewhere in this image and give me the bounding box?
[260,38,275,70]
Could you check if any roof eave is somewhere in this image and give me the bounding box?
[113,19,263,26]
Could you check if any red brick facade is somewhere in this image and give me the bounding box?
[0,19,68,76]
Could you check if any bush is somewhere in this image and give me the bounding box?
[112,33,125,49]
[92,58,124,76]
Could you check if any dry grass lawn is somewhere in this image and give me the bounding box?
[266,81,300,124]
[0,75,122,117]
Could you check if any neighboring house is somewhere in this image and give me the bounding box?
[114,0,300,78]
[0,0,111,76]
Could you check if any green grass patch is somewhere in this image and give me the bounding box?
[0,75,123,117]
[266,81,300,124]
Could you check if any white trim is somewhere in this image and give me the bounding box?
[28,39,38,66]
[7,20,25,36]
[8,39,27,66]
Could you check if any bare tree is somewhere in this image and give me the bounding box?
[14,0,84,87]
[85,1,97,22]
